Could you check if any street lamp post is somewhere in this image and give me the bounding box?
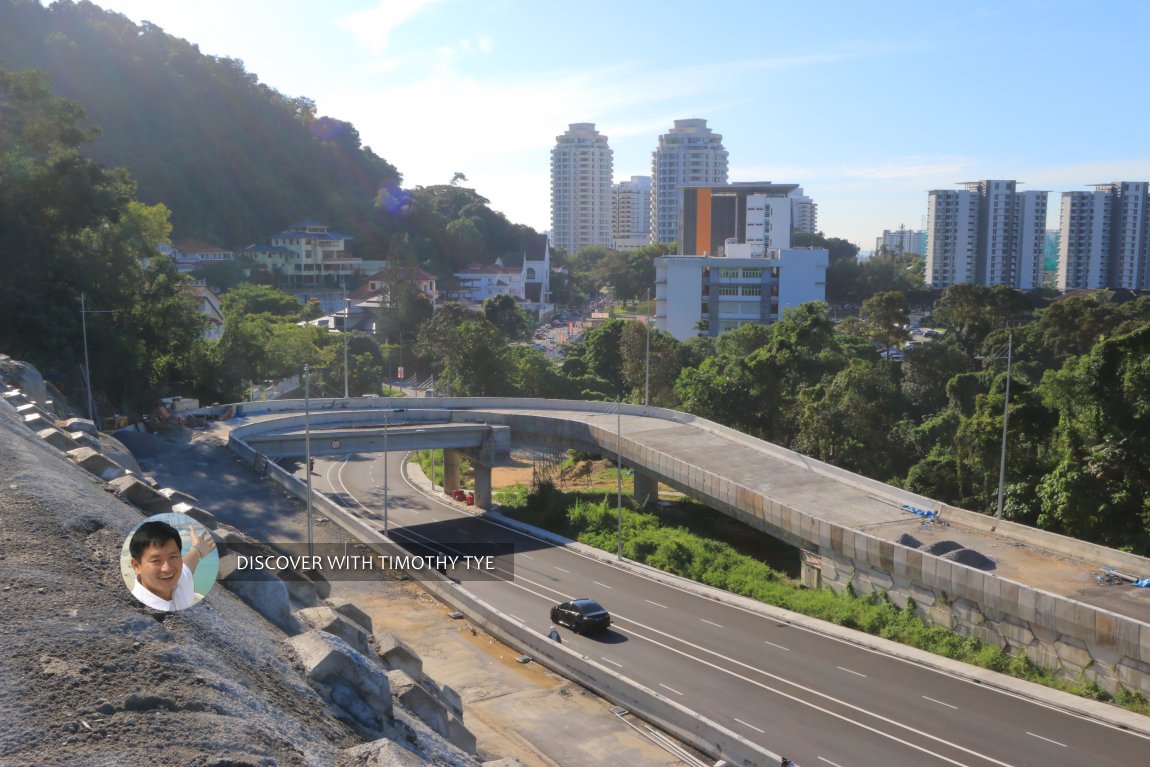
[978,333,1014,521]
[343,298,350,399]
[383,409,389,538]
[79,293,116,426]
[994,333,1013,521]
[304,364,314,557]
[644,288,651,407]
[616,398,623,561]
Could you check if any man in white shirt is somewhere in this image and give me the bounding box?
[129,520,215,611]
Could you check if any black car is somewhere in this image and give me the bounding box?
[550,599,611,634]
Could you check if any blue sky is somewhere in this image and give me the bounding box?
[88,1,1150,252]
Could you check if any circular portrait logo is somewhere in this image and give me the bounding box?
[120,512,219,612]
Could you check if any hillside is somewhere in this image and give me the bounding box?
[0,0,535,272]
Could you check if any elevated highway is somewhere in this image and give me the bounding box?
[220,395,1150,700]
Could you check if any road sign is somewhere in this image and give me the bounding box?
[331,439,341,449]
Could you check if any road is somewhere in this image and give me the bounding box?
[311,451,1150,767]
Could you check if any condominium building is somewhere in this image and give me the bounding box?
[678,183,795,256]
[1057,182,1150,291]
[651,119,728,247]
[550,123,613,254]
[925,181,1048,290]
[654,248,827,340]
[875,227,927,257]
[611,175,652,250]
[790,188,818,234]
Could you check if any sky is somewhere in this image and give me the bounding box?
[85,0,1150,252]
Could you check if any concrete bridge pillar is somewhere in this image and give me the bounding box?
[443,449,460,495]
[633,470,660,508]
[473,464,492,511]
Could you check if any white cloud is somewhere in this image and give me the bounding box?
[336,0,442,55]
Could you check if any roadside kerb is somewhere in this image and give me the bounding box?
[398,460,1150,739]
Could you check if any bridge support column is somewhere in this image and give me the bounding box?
[473,464,492,511]
[443,449,460,495]
[633,470,659,508]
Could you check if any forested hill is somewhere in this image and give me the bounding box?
[0,0,534,269]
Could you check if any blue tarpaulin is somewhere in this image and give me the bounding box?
[901,504,937,520]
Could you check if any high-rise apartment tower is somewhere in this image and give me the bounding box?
[651,119,728,247]
[611,175,652,250]
[1057,182,1149,291]
[550,123,613,254]
[926,180,1047,290]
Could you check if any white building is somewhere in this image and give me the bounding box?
[926,181,1047,290]
[170,239,235,274]
[654,246,828,340]
[550,123,613,254]
[1058,182,1150,291]
[875,227,927,256]
[651,119,729,247]
[790,188,818,235]
[453,259,525,304]
[611,175,651,250]
[245,220,364,288]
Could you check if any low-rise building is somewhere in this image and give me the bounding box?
[245,220,363,288]
[349,267,439,307]
[180,285,225,342]
[654,244,828,340]
[171,239,235,274]
[452,258,526,304]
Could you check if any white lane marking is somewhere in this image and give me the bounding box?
[478,564,1013,767]
[520,553,535,560]
[456,529,471,536]
[593,581,613,589]
[763,640,790,651]
[601,657,622,668]
[508,614,525,624]
[837,666,867,678]
[555,567,570,573]
[332,445,1142,764]
[816,758,846,767]
[923,696,958,710]
[734,718,765,734]
[646,600,667,608]
[700,618,724,628]
[1026,732,1067,748]
[659,683,683,696]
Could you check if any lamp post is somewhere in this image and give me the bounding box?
[304,364,314,557]
[978,333,1014,521]
[643,288,651,407]
[343,297,351,399]
[383,409,390,538]
[79,293,116,425]
[616,398,623,561]
[994,333,1013,521]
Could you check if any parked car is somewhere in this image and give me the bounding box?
[550,599,611,634]
[923,329,943,338]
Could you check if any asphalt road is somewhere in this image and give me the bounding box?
[313,451,1150,767]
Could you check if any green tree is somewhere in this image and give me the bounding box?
[860,291,910,353]
[221,283,303,319]
[483,294,531,341]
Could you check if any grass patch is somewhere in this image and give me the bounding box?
[496,481,1150,717]
[412,449,472,490]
